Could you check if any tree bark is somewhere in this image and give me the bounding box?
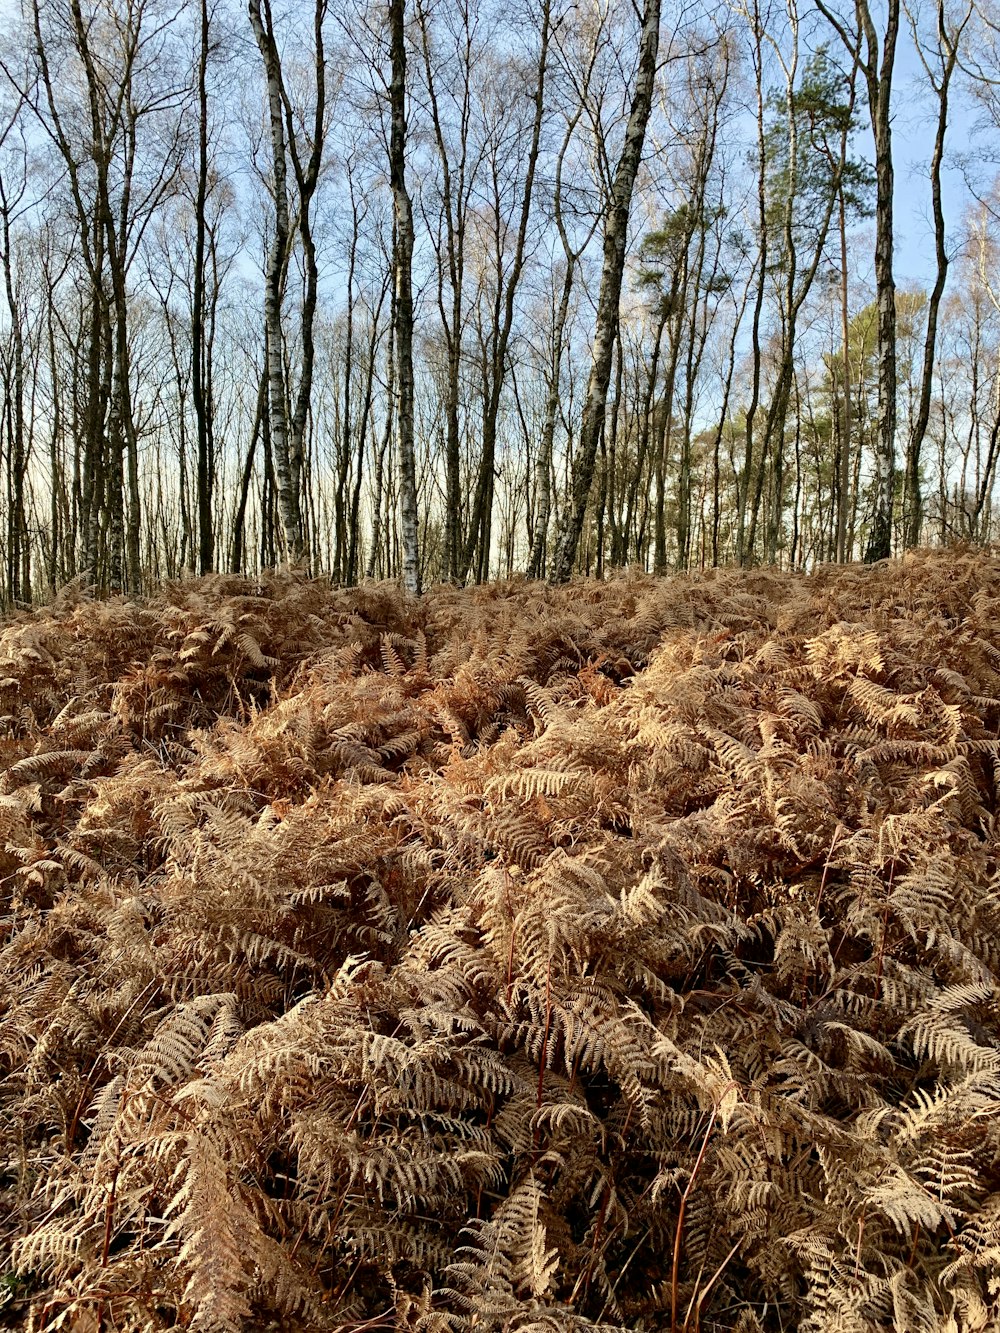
[388,0,420,594]
[459,0,551,583]
[836,190,852,562]
[249,0,304,562]
[549,0,661,582]
[194,0,213,573]
[903,0,970,548]
[818,0,899,562]
[736,3,768,567]
[866,0,899,562]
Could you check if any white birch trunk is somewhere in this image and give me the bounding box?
[389,0,420,594]
[549,0,661,583]
[248,0,304,563]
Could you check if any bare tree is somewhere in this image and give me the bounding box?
[0,102,30,603]
[901,0,972,547]
[193,0,214,572]
[458,0,552,584]
[550,0,661,582]
[388,0,420,593]
[249,0,329,565]
[817,0,900,561]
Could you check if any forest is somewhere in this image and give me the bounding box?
[0,0,997,601]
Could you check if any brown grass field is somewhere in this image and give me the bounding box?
[2,549,1000,1331]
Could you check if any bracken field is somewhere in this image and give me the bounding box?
[2,549,1000,1333]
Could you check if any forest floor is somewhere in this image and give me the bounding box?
[2,550,1000,1332]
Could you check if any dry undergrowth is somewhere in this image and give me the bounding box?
[1,550,1000,1332]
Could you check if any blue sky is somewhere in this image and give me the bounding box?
[0,0,984,299]
[891,34,979,290]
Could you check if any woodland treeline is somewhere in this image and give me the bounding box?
[0,0,997,601]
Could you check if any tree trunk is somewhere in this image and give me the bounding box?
[836,191,852,562]
[249,0,304,561]
[736,5,768,567]
[866,0,899,561]
[231,363,268,573]
[194,0,213,573]
[388,0,420,594]
[549,0,661,582]
[527,258,574,579]
[819,0,899,561]
[459,0,551,583]
[903,0,969,548]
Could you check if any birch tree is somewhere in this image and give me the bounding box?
[248,0,329,565]
[901,0,972,547]
[388,0,420,594]
[550,0,662,582]
[817,0,900,561]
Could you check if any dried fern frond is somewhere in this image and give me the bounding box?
[4,553,1000,1331]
